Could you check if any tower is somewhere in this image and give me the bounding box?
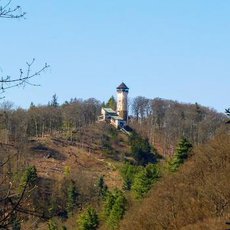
[116,82,129,122]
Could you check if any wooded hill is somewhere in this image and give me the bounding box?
[0,96,229,229]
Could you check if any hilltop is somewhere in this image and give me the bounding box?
[0,96,229,230]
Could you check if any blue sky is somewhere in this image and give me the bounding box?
[0,0,229,112]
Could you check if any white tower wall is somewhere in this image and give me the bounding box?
[116,83,129,122]
[117,91,128,112]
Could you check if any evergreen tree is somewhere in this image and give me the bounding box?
[48,219,58,230]
[226,108,230,117]
[107,194,126,229]
[226,108,230,123]
[132,164,160,198]
[97,176,108,198]
[103,190,126,230]
[20,165,38,190]
[105,96,116,110]
[129,132,153,165]
[169,137,193,172]
[77,207,99,230]
[66,180,78,216]
[50,94,59,107]
[103,191,115,218]
[120,163,141,190]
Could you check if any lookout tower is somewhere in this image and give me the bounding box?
[116,82,129,122]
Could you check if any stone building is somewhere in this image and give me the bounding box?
[99,82,129,129]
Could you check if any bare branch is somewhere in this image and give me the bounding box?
[0,60,50,96]
[0,0,26,19]
[0,180,28,227]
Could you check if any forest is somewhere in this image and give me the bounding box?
[0,94,229,229]
[1,1,230,229]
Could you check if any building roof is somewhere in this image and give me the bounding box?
[102,107,117,114]
[102,108,124,121]
[116,82,129,90]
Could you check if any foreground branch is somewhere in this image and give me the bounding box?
[0,0,25,19]
[0,59,50,97]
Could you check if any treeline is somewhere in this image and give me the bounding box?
[130,97,226,155]
[0,96,225,152]
[0,96,101,143]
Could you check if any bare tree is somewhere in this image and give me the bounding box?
[0,1,49,227]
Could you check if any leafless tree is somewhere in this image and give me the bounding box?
[0,1,49,228]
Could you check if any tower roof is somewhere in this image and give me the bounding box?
[116,82,129,90]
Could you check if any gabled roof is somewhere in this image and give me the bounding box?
[117,82,129,90]
[102,107,116,113]
[102,107,118,115]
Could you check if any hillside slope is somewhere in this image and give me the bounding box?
[120,132,230,230]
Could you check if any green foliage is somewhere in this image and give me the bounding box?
[66,180,78,216]
[105,96,116,111]
[129,132,154,165]
[48,219,58,230]
[120,163,141,190]
[132,164,160,198]
[20,165,38,190]
[97,176,108,198]
[107,195,126,229]
[103,191,115,218]
[64,166,71,177]
[77,207,99,230]
[103,190,126,230]
[168,137,193,172]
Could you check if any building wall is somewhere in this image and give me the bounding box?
[117,91,128,121]
[118,111,128,122]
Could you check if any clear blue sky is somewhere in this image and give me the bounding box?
[0,0,229,112]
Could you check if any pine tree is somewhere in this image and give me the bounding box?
[48,219,58,230]
[226,108,230,117]
[129,132,152,165]
[20,165,38,191]
[50,94,59,107]
[105,96,116,110]
[107,194,126,229]
[132,164,160,198]
[226,108,230,123]
[104,190,126,230]
[103,191,115,218]
[120,163,141,190]
[97,176,108,198]
[169,137,192,172]
[66,180,78,216]
[77,207,99,230]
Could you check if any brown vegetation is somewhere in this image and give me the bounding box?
[120,131,230,230]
